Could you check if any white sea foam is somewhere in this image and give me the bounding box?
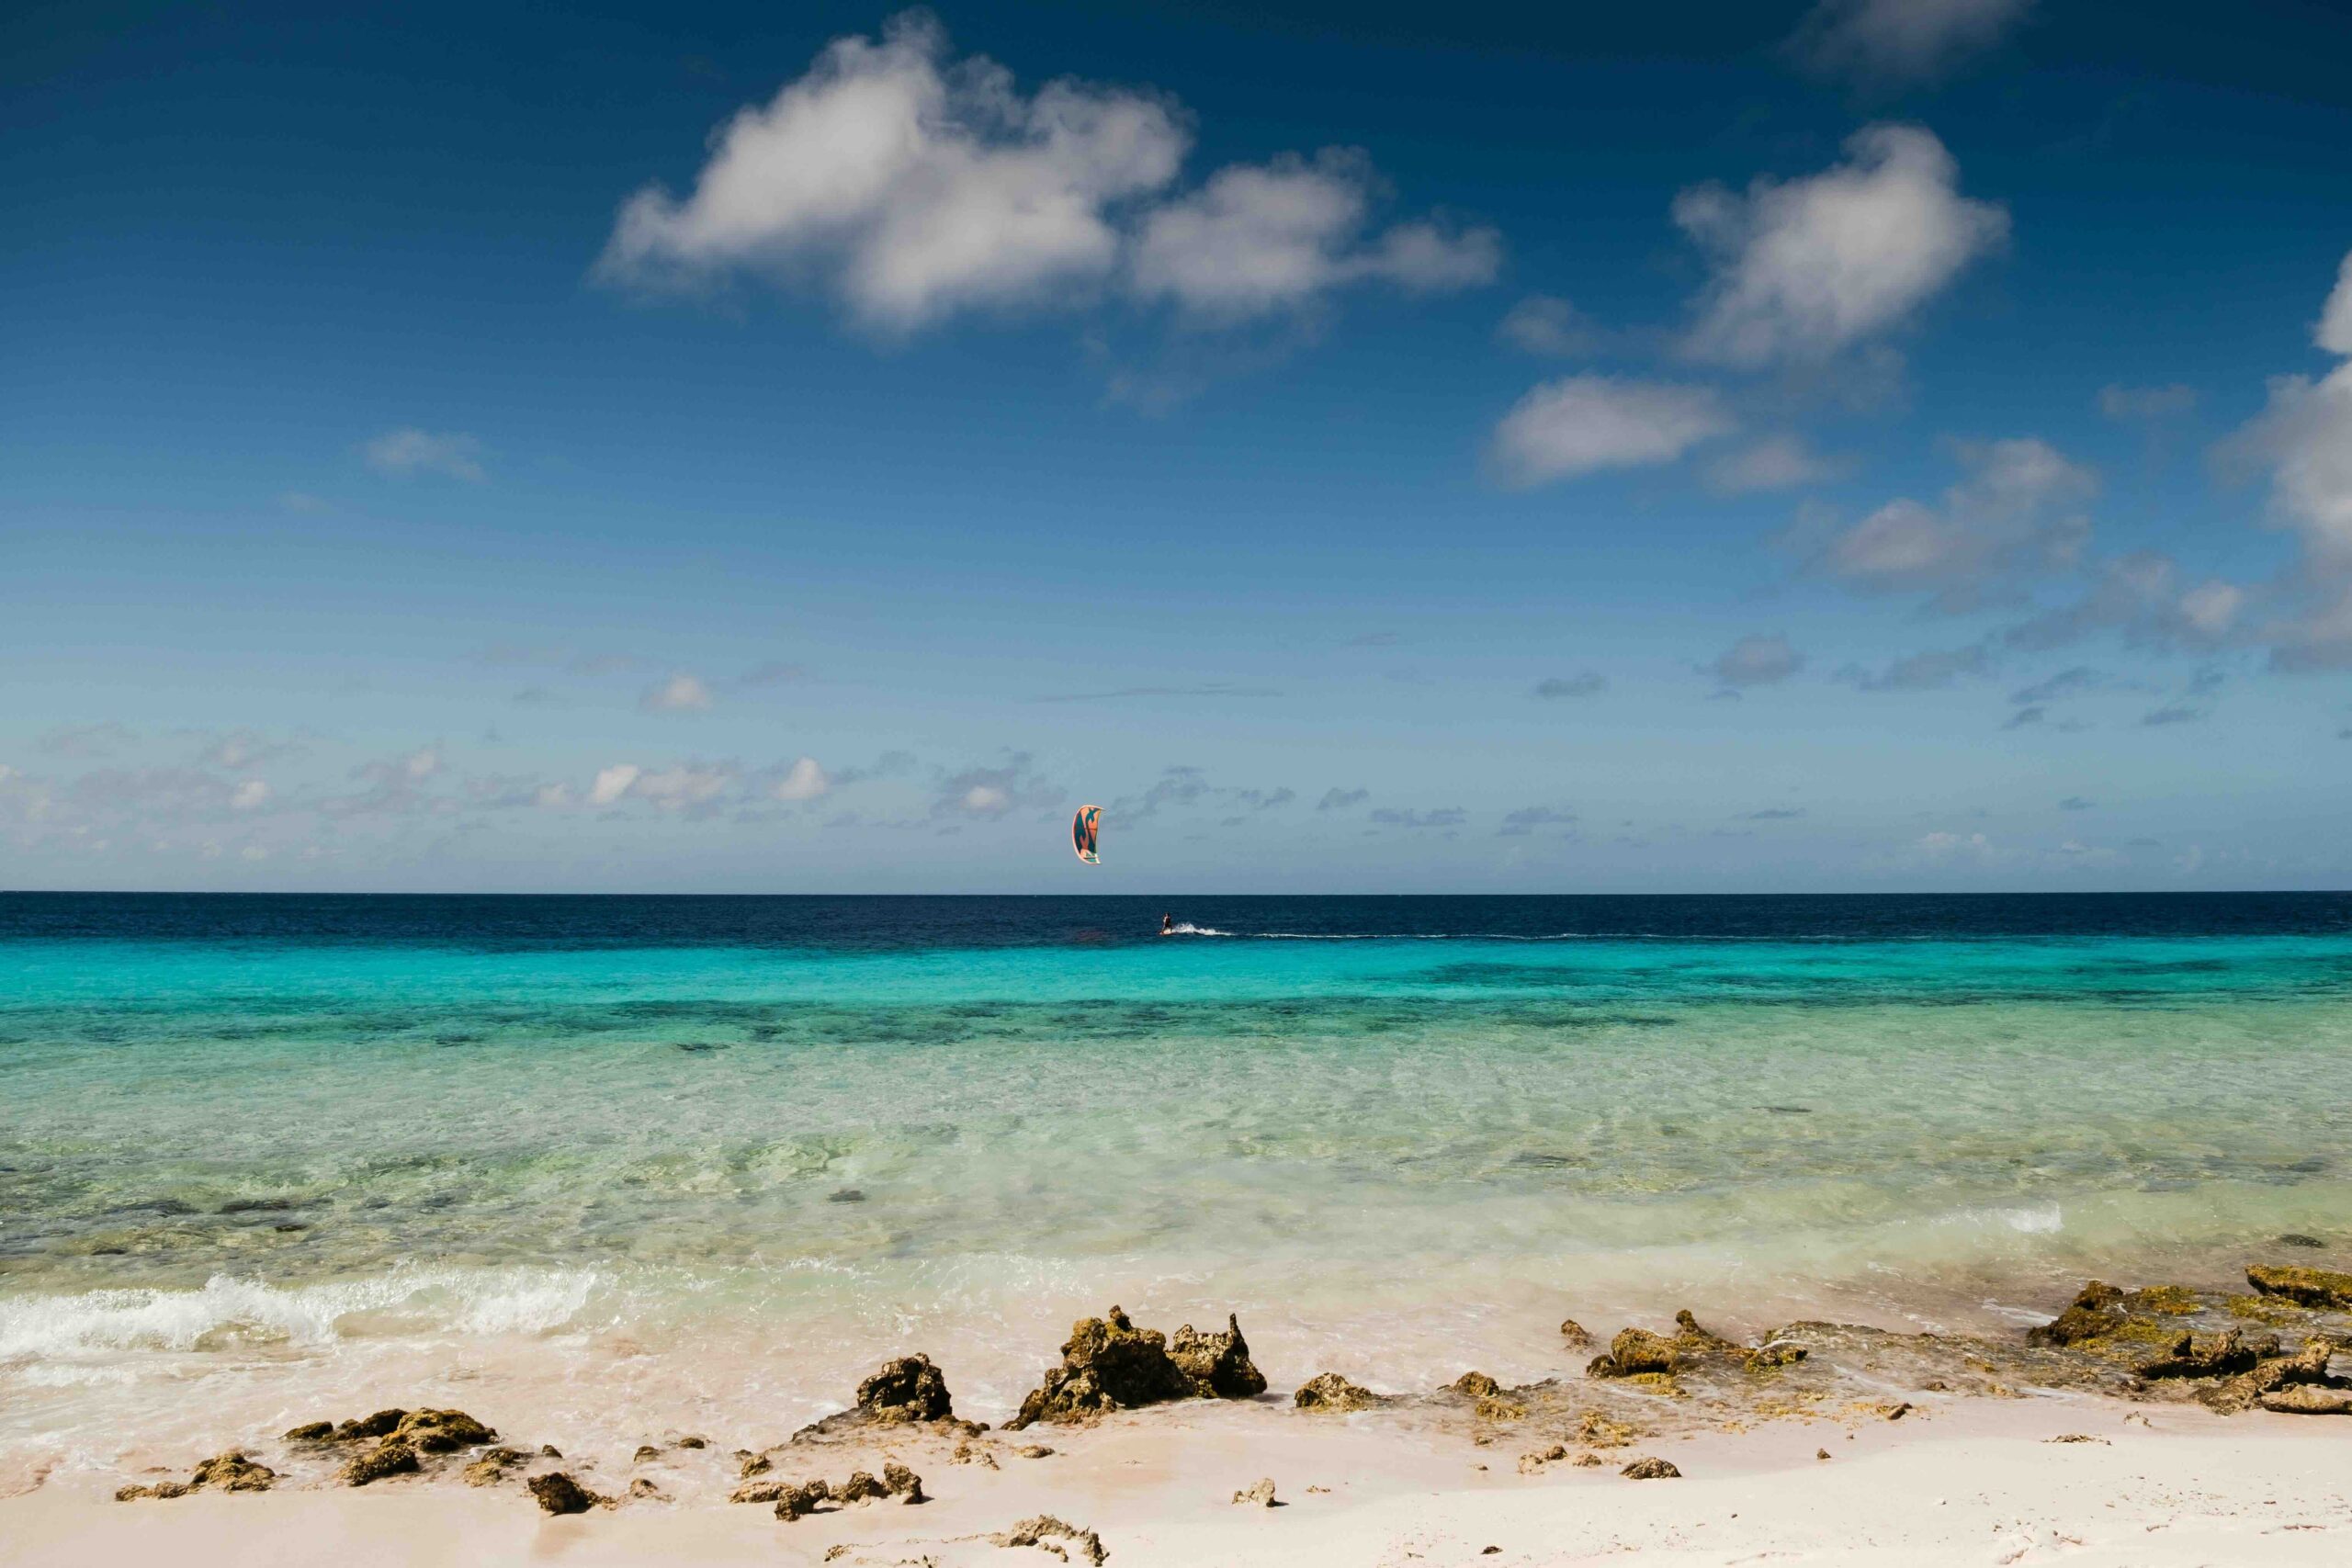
[0,1265,600,1362]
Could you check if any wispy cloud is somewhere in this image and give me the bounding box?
[363,427,487,481]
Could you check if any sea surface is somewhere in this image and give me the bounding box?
[5,892,2351,1485]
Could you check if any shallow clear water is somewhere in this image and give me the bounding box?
[5,893,2350,1487]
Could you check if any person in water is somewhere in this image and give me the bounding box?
[1160,913,1173,936]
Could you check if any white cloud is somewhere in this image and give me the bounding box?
[961,784,1011,815]
[934,752,1058,819]
[1489,376,1734,487]
[628,766,734,808]
[1497,294,1600,356]
[229,779,270,811]
[640,672,715,712]
[772,756,831,802]
[600,13,1185,328]
[1789,0,2031,86]
[1915,829,1996,861]
[363,428,487,482]
[2318,248,2352,356]
[600,13,1492,334]
[1675,124,2008,367]
[589,763,642,806]
[1712,633,1804,688]
[2177,580,2245,639]
[1705,434,1841,494]
[1130,150,1498,320]
[533,783,573,808]
[1817,435,2093,607]
[2214,250,2352,670]
[2096,382,2197,421]
[401,747,440,779]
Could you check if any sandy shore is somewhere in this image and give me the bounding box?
[6,1393,2349,1567]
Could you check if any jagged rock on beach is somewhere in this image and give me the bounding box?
[527,1471,603,1515]
[992,1514,1109,1565]
[833,1469,890,1505]
[674,1435,707,1449]
[1620,1457,1680,1479]
[116,1450,276,1500]
[1558,1318,1593,1347]
[463,1448,526,1486]
[2045,1433,2108,1443]
[1453,1371,1503,1399]
[1017,1443,1054,1458]
[1170,1314,1268,1399]
[2027,1281,2128,1348]
[628,1477,665,1500]
[283,1421,334,1442]
[333,1408,410,1442]
[2246,1263,2352,1310]
[2197,1335,2344,1415]
[1232,1477,1277,1506]
[1572,1451,1603,1467]
[953,1439,1000,1468]
[883,1461,926,1502]
[740,1452,773,1478]
[2138,1328,2273,1382]
[857,1352,955,1422]
[633,1444,662,1462]
[1292,1371,1383,1412]
[341,1441,422,1486]
[1009,1305,1260,1427]
[2258,1384,2352,1415]
[1587,1311,1804,1380]
[1517,1444,1566,1474]
[385,1408,496,1453]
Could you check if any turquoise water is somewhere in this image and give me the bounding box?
[4,894,2350,1483]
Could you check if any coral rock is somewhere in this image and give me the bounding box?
[1169,1314,1267,1400]
[527,1472,601,1515]
[1620,1457,1680,1479]
[1232,1477,1277,1506]
[1009,1306,1234,1428]
[2259,1384,2352,1415]
[883,1461,925,1503]
[462,1448,525,1487]
[1292,1371,1382,1412]
[991,1515,1108,1565]
[1558,1318,1593,1346]
[1453,1371,1502,1399]
[386,1409,495,1453]
[340,1441,420,1486]
[833,1469,889,1504]
[2247,1264,2352,1310]
[857,1353,955,1422]
[2027,1282,2127,1348]
[283,1421,334,1442]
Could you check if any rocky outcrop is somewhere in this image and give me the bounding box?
[736,1465,924,1517]
[1292,1371,1384,1412]
[462,1448,526,1486]
[1588,1312,1805,1378]
[527,1472,602,1515]
[1453,1371,1503,1399]
[1558,1318,1593,1347]
[1620,1457,1680,1479]
[2026,1282,2127,1348]
[1232,1477,1277,1506]
[992,1515,1108,1564]
[1008,1306,1261,1428]
[2259,1384,2352,1415]
[386,1409,496,1452]
[340,1442,421,1486]
[1169,1314,1267,1400]
[857,1353,954,1423]
[115,1450,276,1501]
[2246,1264,2352,1310]
[2197,1335,2344,1416]
[2137,1328,2273,1382]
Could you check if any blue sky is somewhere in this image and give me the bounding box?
[5,0,2351,892]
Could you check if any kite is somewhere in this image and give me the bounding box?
[1071,805,1101,864]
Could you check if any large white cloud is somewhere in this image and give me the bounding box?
[1132,151,1498,320]
[1675,124,2008,367]
[602,13,1493,332]
[1488,376,1734,487]
[601,13,1188,327]
[1788,0,2033,86]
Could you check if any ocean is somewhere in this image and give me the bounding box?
[4,892,2349,1483]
